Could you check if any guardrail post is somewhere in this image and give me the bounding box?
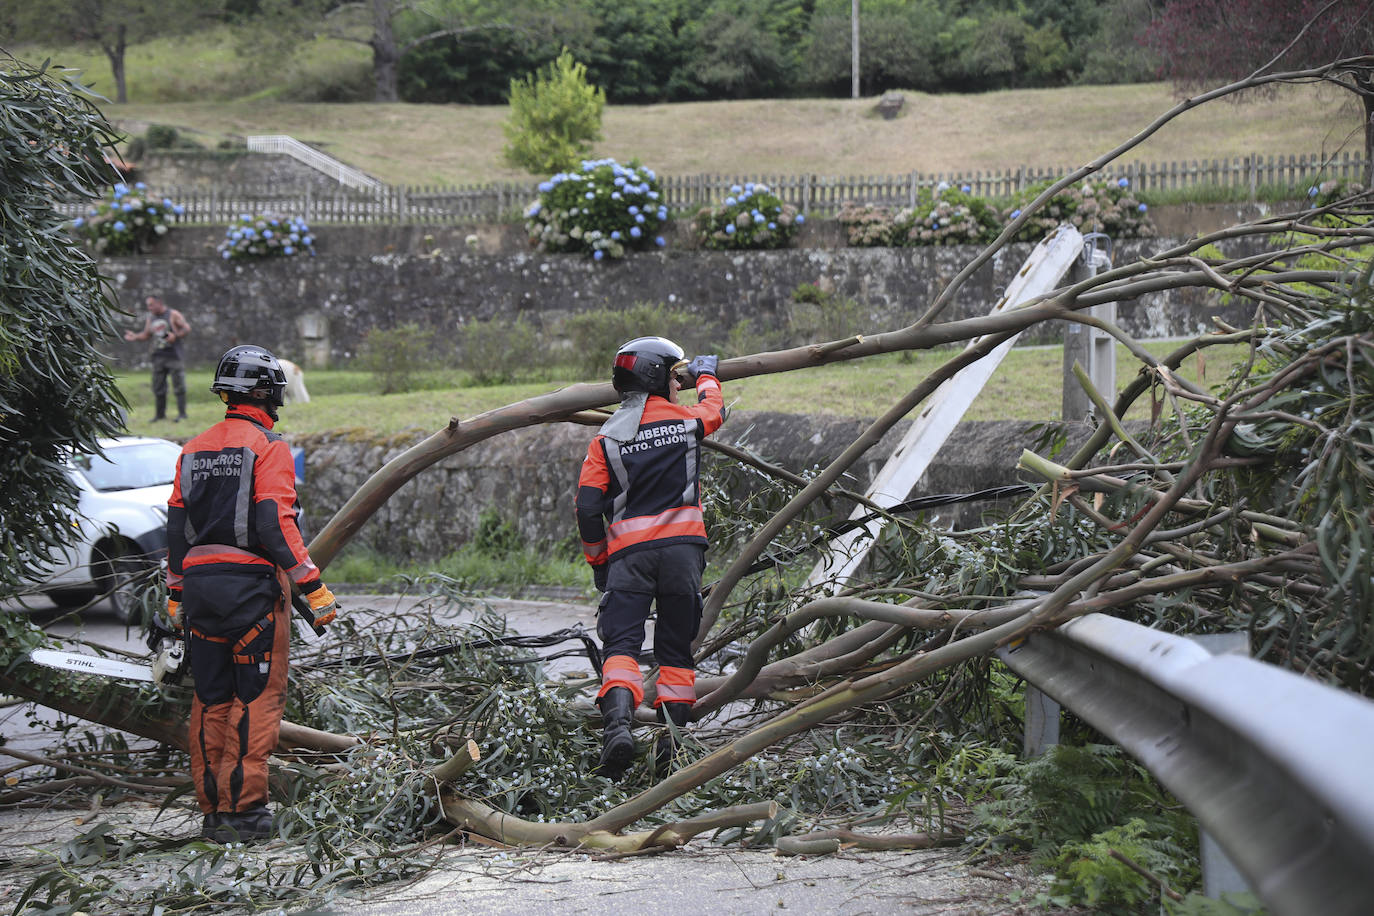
[1186,632,1253,900]
[1061,233,1116,420]
[1023,686,1060,757]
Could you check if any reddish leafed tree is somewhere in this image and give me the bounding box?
[1144,0,1374,182]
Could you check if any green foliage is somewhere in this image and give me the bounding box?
[472,506,525,556]
[215,213,314,260]
[525,158,668,259]
[974,744,1200,910]
[1046,818,1195,911]
[562,302,705,378]
[144,123,180,149]
[503,50,606,176]
[892,186,1005,247]
[686,2,801,99]
[694,180,803,250]
[1207,268,1374,691]
[460,316,540,385]
[71,181,184,255]
[787,282,865,342]
[1005,176,1156,243]
[358,323,435,395]
[0,57,128,595]
[840,179,1150,249]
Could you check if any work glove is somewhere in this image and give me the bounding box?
[593,563,608,592]
[685,354,718,383]
[306,583,340,628]
[167,598,182,631]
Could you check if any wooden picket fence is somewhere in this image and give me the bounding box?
[72,151,1369,226]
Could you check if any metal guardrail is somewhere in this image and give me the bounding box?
[997,613,1374,916]
[246,135,384,193]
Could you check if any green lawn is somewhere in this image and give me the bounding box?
[115,340,1246,440]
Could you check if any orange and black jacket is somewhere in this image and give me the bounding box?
[576,373,725,568]
[166,403,321,600]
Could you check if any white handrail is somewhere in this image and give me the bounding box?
[246,135,383,193]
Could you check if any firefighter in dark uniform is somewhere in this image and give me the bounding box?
[576,337,724,779]
[166,345,339,842]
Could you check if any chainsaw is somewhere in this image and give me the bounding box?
[28,592,326,687]
[29,616,191,686]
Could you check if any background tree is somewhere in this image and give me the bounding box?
[685,1,802,100]
[0,0,220,103]
[804,0,947,96]
[253,0,590,103]
[0,55,128,593]
[502,50,606,175]
[1078,0,1161,86]
[1144,0,1374,181]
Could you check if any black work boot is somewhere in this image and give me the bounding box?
[199,812,221,840]
[596,686,637,780]
[174,391,188,422]
[213,805,273,843]
[152,393,167,422]
[654,702,692,775]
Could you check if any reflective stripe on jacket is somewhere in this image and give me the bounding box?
[166,403,318,592]
[575,374,724,564]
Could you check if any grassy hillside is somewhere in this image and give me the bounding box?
[9,35,1363,187]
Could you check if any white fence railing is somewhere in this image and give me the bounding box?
[246,135,384,193]
[69,150,1368,226]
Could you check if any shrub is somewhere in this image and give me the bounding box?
[503,50,606,176]
[693,181,803,250]
[836,201,898,246]
[358,323,435,395]
[524,159,668,260]
[217,213,315,261]
[71,182,184,255]
[144,123,180,149]
[1005,176,1155,243]
[838,186,1002,248]
[788,283,865,342]
[562,302,705,378]
[892,186,1004,247]
[460,317,540,385]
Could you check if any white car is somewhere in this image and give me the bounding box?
[32,436,181,623]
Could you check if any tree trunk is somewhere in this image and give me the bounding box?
[104,24,128,104]
[371,0,400,102]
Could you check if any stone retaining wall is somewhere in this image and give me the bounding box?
[103,235,1261,371]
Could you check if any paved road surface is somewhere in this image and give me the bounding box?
[1,594,1021,915]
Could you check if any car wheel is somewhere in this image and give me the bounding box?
[95,540,151,624]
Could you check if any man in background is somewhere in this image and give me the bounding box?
[124,295,191,422]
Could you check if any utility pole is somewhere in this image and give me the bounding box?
[851,0,860,99]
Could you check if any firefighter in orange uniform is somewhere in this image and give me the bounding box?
[576,337,725,779]
[166,345,339,842]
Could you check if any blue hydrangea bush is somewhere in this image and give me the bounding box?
[217,214,315,261]
[841,177,1154,247]
[71,181,184,255]
[694,182,802,250]
[893,187,1003,246]
[1004,177,1154,243]
[525,159,668,260]
[838,185,999,247]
